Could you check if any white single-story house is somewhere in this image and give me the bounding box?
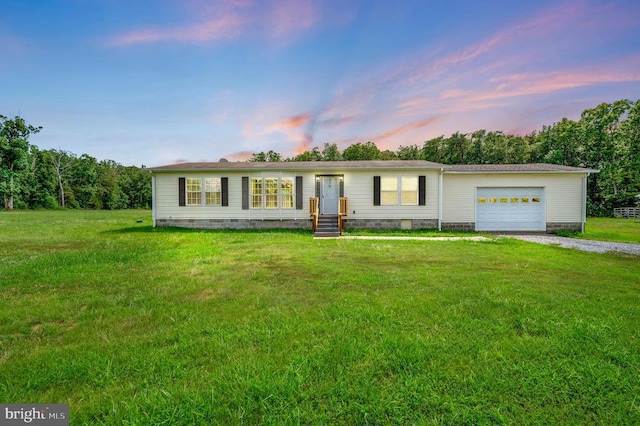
[149,161,598,235]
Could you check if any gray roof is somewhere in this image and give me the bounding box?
[150,160,448,172]
[150,161,598,174]
[447,163,599,173]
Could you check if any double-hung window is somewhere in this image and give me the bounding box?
[381,177,398,205]
[401,177,418,205]
[380,176,419,206]
[281,177,294,209]
[205,178,221,206]
[265,178,279,208]
[250,176,295,209]
[251,178,263,208]
[186,178,202,205]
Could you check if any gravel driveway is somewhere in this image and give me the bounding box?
[504,235,640,255]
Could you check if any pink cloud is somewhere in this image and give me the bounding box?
[270,113,312,131]
[110,13,247,46]
[445,60,640,104]
[108,0,325,46]
[222,151,254,161]
[373,117,439,144]
[265,0,318,39]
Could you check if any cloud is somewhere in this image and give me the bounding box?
[442,58,640,105]
[108,3,248,46]
[265,0,318,39]
[373,117,439,143]
[107,0,325,46]
[269,113,312,131]
[221,150,254,161]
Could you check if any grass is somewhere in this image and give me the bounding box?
[572,217,640,244]
[0,210,639,424]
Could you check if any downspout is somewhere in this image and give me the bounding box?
[151,172,156,227]
[582,173,590,233]
[438,168,443,231]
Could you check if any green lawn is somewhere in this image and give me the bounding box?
[1,210,639,424]
[579,217,640,244]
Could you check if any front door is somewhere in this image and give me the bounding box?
[321,176,340,215]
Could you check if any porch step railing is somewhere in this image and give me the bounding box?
[310,197,319,232]
[310,197,348,236]
[339,197,348,234]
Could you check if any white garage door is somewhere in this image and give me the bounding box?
[476,187,545,231]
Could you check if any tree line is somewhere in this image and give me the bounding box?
[250,99,639,216]
[0,115,151,210]
[2,99,638,215]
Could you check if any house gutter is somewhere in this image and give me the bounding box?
[151,172,157,227]
[438,168,444,231]
[582,173,590,233]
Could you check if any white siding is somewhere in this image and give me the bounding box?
[154,168,441,222]
[154,171,316,221]
[344,170,440,220]
[442,173,586,223]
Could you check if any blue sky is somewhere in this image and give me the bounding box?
[2,0,639,166]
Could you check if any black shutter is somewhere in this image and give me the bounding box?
[418,175,426,206]
[242,177,249,210]
[178,177,186,206]
[295,176,303,210]
[373,176,381,206]
[221,177,229,206]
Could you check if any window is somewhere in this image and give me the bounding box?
[521,197,529,203]
[281,177,294,209]
[381,177,398,205]
[401,177,418,205]
[205,178,221,206]
[532,197,541,203]
[478,197,487,203]
[251,178,263,208]
[380,176,419,206]
[510,197,519,203]
[250,177,294,209]
[186,178,202,205]
[500,197,508,203]
[265,178,278,208]
[489,197,497,203]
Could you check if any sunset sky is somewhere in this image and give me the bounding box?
[2,0,639,166]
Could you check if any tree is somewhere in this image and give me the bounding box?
[0,115,41,210]
[396,144,422,160]
[249,150,282,162]
[342,141,382,160]
[441,132,471,164]
[422,136,446,163]
[47,149,76,208]
[321,143,342,161]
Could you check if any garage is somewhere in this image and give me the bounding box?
[476,187,545,231]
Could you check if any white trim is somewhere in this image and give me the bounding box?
[582,174,589,233]
[151,174,156,227]
[438,168,443,231]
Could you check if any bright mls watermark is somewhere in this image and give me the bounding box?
[0,404,68,425]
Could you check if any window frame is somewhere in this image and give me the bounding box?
[380,176,419,206]
[186,178,202,206]
[250,177,263,209]
[401,176,419,206]
[204,177,222,206]
[381,176,399,205]
[250,176,295,209]
[281,177,295,209]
